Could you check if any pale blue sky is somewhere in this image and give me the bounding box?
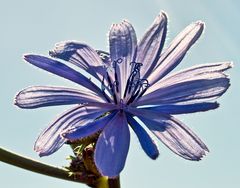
[0,0,239,187]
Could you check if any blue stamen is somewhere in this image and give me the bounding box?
[101,76,111,103]
[106,73,118,104]
[124,62,143,99]
[113,58,122,93]
[124,62,149,104]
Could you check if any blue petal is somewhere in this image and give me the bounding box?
[109,20,137,99]
[160,62,233,83]
[137,72,230,106]
[144,61,232,96]
[62,112,116,141]
[24,54,107,100]
[35,104,112,156]
[143,102,219,114]
[49,41,107,81]
[137,11,168,78]
[148,21,204,85]
[141,116,208,161]
[127,114,159,159]
[127,108,209,161]
[94,112,130,177]
[15,86,105,109]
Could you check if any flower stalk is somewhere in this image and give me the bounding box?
[0,147,87,184]
[0,147,121,188]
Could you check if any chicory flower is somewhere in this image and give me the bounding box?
[15,11,232,177]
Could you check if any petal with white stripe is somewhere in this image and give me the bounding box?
[148,21,204,85]
[24,54,107,101]
[109,20,137,99]
[35,104,115,157]
[128,108,208,160]
[49,41,107,81]
[62,112,116,141]
[146,61,232,95]
[15,86,105,109]
[137,11,168,78]
[136,72,230,106]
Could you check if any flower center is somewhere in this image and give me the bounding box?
[119,99,127,110]
[101,57,150,105]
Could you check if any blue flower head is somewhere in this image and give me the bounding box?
[15,11,232,177]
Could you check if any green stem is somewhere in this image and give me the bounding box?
[0,147,84,184]
[0,147,121,187]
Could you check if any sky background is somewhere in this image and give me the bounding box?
[0,0,239,187]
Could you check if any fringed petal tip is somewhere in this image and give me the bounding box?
[218,61,234,71]
[228,61,234,68]
[150,151,159,160]
[158,11,168,22]
[14,91,21,107]
[121,19,130,24]
[34,144,48,157]
[111,18,129,25]
[194,20,205,35]
[196,20,205,26]
[23,54,48,62]
[110,19,134,31]
[33,136,66,157]
[36,149,54,157]
[49,40,88,60]
[48,41,69,58]
[34,138,68,158]
[23,54,49,66]
[38,153,47,157]
[167,138,209,162]
[188,149,209,161]
[14,90,29,109]
[14,88,36,109]
[190,21,205,33]
[23,53,34,62]
[187,141,210,161]
[34,139,47,157]
[36,150,48,157]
